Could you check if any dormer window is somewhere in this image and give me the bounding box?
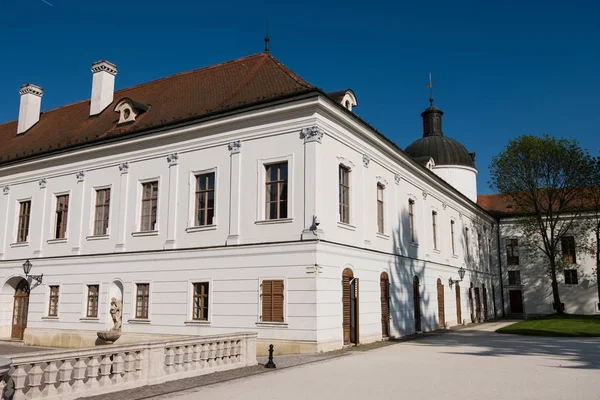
[327,89,358,112]
[114,98,150,125]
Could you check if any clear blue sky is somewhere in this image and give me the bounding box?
[1,0,598,193]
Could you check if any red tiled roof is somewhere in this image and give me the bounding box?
[478,191,599,217]
[0,53,313,165]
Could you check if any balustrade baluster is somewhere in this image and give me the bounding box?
[183,346,193,371]
[86,357,100,390]
[124,353,136,383]
[111,353,125,384]
[98,355,112,386]
[192,344,202,370]
[215,341,224,366]
[10,365,28,400]
[41,361,59,397]
[135,351,144,379]
[57,360,74,397]
[174,347,184,373]
[208,342,217,367]
[27,364,44,398]
[200,343,209,369]
[164,348,176,375]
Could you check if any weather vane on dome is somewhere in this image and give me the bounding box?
[426,73,434,106]
[264,19,270,53]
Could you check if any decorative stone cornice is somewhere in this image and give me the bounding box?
[336,156,355,171]
[375,176,389,188]
[363,154,371,168]
[76,171,85,182]
[19,84,43,97]
[119,162,129,174]
[91,60,117,76]
[2,185,9,195]
[38,178,47,189]
[300,126,324,144]
[167,153,179,166]
[394,173,401,185]
[228,140,242,155]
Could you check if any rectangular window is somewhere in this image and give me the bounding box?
[561,236,576,264]
[86,285,99,318]
[564,269,578,285]
[55,195,69,239]
[408,200,415,242]
[506,239,519,266]
[93,189,111,236]
[265,163,288,220]
[141,182,158,231]
[377,184,384,233]
[262,280,284,322]
[451,220,456,255]
[48,286,59,317]
[135,283,150,319]
[508,270,521,286]
[195,173,215,226]
[192,282,209,321]
[432,211,438,249]
[339,166,350,224]
[465,228,470,257]
[17,200,31,243]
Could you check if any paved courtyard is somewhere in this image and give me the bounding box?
[162,321,600,400]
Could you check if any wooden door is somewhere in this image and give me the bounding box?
[350,278,359,344]
[380,272,390,337]
[12,280,30,340]
[474,288,482,322]
[413,276,421,332]
[455,282,462,324]
[482,284,488,321]
[342,269,353,344]
[436,278,445,328]
[469,283,474,323]
[509,290,524,314]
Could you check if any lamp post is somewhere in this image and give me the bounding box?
[449,266,466,288]
[23,259,43,284]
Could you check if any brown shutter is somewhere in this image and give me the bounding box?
[262,280,284,322]
[342,269,353,344]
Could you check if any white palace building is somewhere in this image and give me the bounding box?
[0,51,502,355]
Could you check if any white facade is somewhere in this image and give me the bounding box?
[0,64,500,354]
[432,165,478,203]
[498,215,600,317]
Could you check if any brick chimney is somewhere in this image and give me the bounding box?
[17,84,43,134]
[90,60,117,116]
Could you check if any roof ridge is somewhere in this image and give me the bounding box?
[265,53,312,88]
[0,53,269,128]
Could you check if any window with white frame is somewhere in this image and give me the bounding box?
[339,166,350,224]
[192,282,209,321]
[261,280,284,322]
[17,200,31,243]
[377,184,384,233]
[55,194,69,239]
[135,283,150,319]
[408,199,416,242]
[140,182,158,231]
[86,285,99,318]
[432,211,438,250]
[265,163,288,220]
[93,189,110,236]
[195,173,215,226]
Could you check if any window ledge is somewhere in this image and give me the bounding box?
[127,319,151,324]
[86,235,110,241]
[79,317,100,322]
[337,222,356,231]
[42,316,59,320]
[131,231,158,237]
[47,238,67,244]
[185,320,211,326]
[376,232,390,240]
[409,242,419,248]
[10,242,29,248]
[186,225,217,233]
[255,218,293,225]
[255,322,288,328]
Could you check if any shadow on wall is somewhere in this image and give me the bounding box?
[411,327,600,370]
[389,211,434,336]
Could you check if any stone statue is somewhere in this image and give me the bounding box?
[110,297,122,331]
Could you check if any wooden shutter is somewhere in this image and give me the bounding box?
[380,273,390,337]
[342,269,353,344]
[262,280,284,322]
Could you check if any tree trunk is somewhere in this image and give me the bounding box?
[549,258,564,314]
[596,229,600,311]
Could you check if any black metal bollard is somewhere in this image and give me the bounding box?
[264,344,276,368]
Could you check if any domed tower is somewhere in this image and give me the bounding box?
[405,102,478,202]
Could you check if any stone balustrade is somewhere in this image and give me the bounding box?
[1,332,257,400]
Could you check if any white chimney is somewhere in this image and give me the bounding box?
[90,60,117,116]
[17,84,43,134]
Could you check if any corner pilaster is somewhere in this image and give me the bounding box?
[115,162,129,252]
[227,141,242,245]
[164,154,179,249]
[300,126,324,240]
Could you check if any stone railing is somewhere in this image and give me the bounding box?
[2,332,257,400]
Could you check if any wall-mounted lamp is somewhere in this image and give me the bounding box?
[448,266,466,289]
[23,259,43,284]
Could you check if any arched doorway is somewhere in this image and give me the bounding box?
[437,278,445,328]
[455,282,462,324]
[342,269,359,344]
[469,283,475,323]
[413,276,421,332]
[12,279,30,339]
[380,272,390,337]
[482,284,488,321]
[474,287,482,322]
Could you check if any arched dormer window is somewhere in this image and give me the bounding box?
[114,98,150,125]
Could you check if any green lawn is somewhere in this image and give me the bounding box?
[497,314,600,337]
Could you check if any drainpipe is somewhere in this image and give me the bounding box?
[496,217,505,318]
